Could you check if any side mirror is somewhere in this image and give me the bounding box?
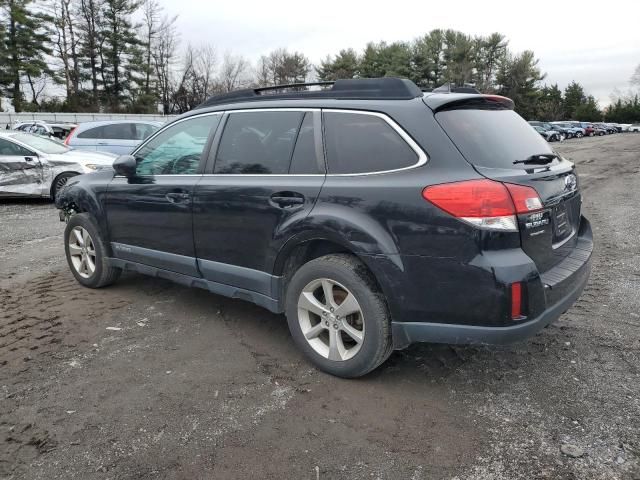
[113,155,137,177]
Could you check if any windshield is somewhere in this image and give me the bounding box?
[436,109,554,169]
[9,133,70,154]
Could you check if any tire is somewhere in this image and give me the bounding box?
[589,132,594,137]
[576,132,583,138]
[285,254,393,378]
[64,213,121,288]
[51,172,77,200]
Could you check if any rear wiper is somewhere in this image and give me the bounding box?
[513,153,558,165]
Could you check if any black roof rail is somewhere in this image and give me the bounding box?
[431,83,481,94]
[196,77,423,109]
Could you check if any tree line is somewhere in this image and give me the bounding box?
[0,0,638,122]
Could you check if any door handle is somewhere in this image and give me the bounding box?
[165,192,190,203]
[270,192,305,208]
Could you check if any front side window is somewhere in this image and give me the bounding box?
[0,138,33,156]
[9,133,67,154]
[135,115,220,175]
[214,111,304,174]
[102,123,136,140]
[323,112,418,174]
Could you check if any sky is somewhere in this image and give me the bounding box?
[162,0,640,106]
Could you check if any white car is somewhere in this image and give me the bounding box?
[0,132,115,199]
[628,124,640,133]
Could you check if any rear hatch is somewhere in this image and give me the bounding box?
[433,97,581,274]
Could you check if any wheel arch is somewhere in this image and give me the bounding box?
[273,233,398,315]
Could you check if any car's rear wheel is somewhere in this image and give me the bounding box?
[285,254,392,378]
[64,213,121,288]
[51,172,77,200]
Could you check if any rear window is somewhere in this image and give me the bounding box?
[437,109,554,169]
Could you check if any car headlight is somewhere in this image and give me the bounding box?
[84,164,100,170]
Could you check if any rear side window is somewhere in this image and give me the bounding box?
[437,109,554,169]
[77,123,137,140]
[214,111,303,174]
[323,112,418,174]
[290,113,322,174]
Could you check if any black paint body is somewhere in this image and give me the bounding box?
[56,94,593,348]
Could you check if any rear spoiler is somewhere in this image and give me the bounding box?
[423,94,515,113]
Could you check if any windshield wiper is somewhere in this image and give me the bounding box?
[513,153,558,165]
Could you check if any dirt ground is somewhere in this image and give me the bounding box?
[1,134,639,480]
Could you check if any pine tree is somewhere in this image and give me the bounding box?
[0,0,53,112]
[100,0,144,111]
[316,49,360,81]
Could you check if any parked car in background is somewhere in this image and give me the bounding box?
[0,132,115,199]
[593,123,616,134]
[552,122,585,138]
[574,122,596,136]
[13,121,77,141]
[629,124,640,132]
[528,121,566,140]
[532,125,561,142]
[618,124,632,132]
[65,120,163,155]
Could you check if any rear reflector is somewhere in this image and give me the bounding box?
[422,179,543,232]
[511,282,523,320]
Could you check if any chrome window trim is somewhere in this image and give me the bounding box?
[321,109,428,176]
[122,107,428,178]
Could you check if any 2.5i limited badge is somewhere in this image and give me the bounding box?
[525,211,549,230]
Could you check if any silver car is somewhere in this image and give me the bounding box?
[0,132,115,199]
[65,120,163,155]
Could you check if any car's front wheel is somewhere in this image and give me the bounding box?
[51,172,77,200]
[285,254,393,378]
[64,213,121,288]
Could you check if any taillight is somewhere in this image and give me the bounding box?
[64,127,77,145]
[422,179,542,232]
[504,183,543,213]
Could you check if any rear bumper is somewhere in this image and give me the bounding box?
[390,217,593,349]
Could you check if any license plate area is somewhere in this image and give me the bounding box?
[553,202,571,241]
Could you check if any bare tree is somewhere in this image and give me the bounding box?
[78,0,104,107]
[142,0,177,98]
[151,11,179,114]
[217,52,249,93]
[193,44,217,97]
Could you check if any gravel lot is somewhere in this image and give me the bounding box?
[1,134,639,480]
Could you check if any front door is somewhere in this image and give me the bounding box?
[193,110,325,296]
[105,114,222,276]
[0,138,43,197]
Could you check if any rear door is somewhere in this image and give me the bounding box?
[193,109,325,295]
[0,138,43,197]
[436,106,582,274]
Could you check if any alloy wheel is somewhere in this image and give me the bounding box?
[56,175,70,193]
[297,278,365,361]
[68,226,96,279]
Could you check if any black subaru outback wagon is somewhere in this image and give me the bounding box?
[56,78,593,378]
